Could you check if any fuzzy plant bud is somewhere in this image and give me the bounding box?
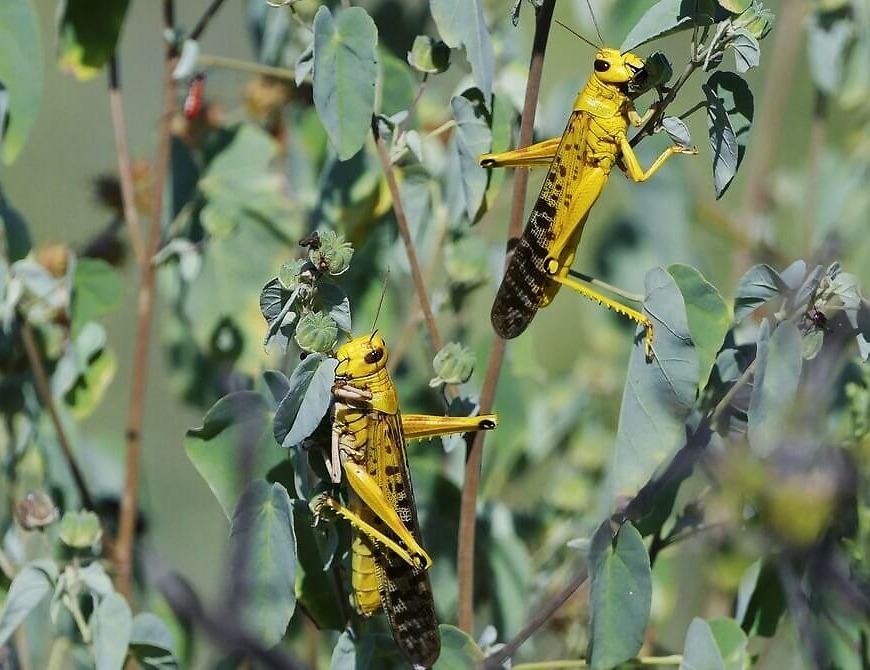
[429,342,476,387]
[295,311,338,353]
[309,230,354,276]
[59,510,103,550]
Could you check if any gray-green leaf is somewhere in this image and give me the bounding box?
[431,0,494,101]
[679,617,724,670]
[0,560,58,646]
[588,521,652,669]
[274,353,338,448]
[229,480,296,647]
[621,0,718,52]
[703,71,753,198]
[313,6,378,160]
[92,592,133,670]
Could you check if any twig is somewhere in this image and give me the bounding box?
[710,358,756,425]
[197,53,296,81]
[189,0,227,41]
[115,0,178,599]
[107,57,146,268]
[480,563,589,669]
[457,0,556,634]
[373,135,449,345]
[19,320,95,512]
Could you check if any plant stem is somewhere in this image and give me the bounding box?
[197,53,296,81]
[115,0,178,599]
[189,0,227,41]
[19,321,95,512]
[480,562,588,669]
[373,134,454,385]
[107,57,146,268]
[710,358,757,425]
[457,0,556,634]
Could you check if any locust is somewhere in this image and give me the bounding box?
[316,333,497,668]
[480,46,697,359]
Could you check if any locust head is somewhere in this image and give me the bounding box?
[592,48,646,88]
[335,333,389,378]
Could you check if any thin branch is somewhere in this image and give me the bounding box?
[115,0,178,599]
[710,358,756,425]
[373,135,446,344]
[197,53,296,81]
[480,563,589,669]
[19,321,95,512]
[457,0,556,634]
[189,0,227,41]
[107,57,146,268]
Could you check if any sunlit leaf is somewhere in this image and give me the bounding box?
[313,6,378,160]
[679,617,724,670]
[57,0,130,80]
[621,0,718,52]
[431,0,494,101]
[0,0,43,163]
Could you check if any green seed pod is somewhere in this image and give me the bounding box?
[733,1,775,41]
[407,35,450,74]
[429,342,476,387]
[59,510,103,549]
[295,311,338,353]
[309,230,354,276]
[278,259,306,291]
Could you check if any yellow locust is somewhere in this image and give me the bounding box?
[317,333,497,668]
[480,47,697,358]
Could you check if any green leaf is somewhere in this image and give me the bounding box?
[229,480,296,647]
[408,36,450,74]
[621,0,718,52]
[71,258,123,335]
[747,321,802,457]
[129,613,179,670]
[609,267,699,504]
[737,560,785,636]
[92,592,132,670]
[668,264,731,387]
[185,391,288,519]
[588,521,652,669]
[679,617,724,670]
[807,11,853,94]
[274,354,338,448]
[730,29,760,73]
[708,618,749,670]
[433,625,485,668]
[0,560,58,646]
[718,0,751,12]
[0,0,43,163]
[379,49,416,117]
[313,6,378,160]
[0,186,32,259]
[703,72,754,198]
[448,89,491,223]
[431,0,494,101]
[57,0,130,80]
[317,281,352,332]
[733,264,786,322]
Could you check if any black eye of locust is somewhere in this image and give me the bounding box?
[594,59,610,72]
[365,348,384,364]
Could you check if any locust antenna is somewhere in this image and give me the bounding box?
[554,19,599,50]
[584,0,605,46]
[370,268,390,339]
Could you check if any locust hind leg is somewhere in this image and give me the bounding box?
[479,136,561,168]
[551,267,655,361]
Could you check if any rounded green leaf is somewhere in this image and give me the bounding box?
[609,267,699,504]
[621,0,717,52]
[0,0,43,163]
[130,612,179,670]
[747,321,802,457]
[668,264,731,387]
[679,618,725,670]
[0,560,58,646]
[274,353,338,448]
[431,0,493,101]
[408,35,450,74]
[734,264,786,322]
[703,72,754,198]
[708,618,749,670]
[71,258,123,335]
[185,391,288,519]
[229,480,296,648]
[432,625,485,668]
[448,90,491,223]
[57,0,130,81]
[92,592,133,670]
[588,521,652,669]
[313,6,378,161]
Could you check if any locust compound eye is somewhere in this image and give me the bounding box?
[594,59,610,72]
[364,348,384,364]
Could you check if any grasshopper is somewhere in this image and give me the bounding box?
[480,47,697,358]
[317,333,497,668]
